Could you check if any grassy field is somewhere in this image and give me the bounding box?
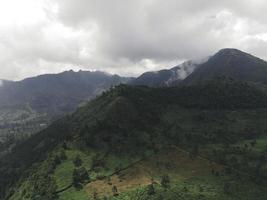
[54,149,93,189]
[84,147,267,200]
[7,105,267,200]
[54,147,143,200]
[85,147,223,199]
[8,139,267,200]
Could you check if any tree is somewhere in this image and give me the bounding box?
[62,142,68,150]
[60,150,67,160]
[112,185,118,196]
[91,154,105,171]
[161,174,170,189]
[73,168,81,189]
[147,184,155,195]
[72,167,89,189]
[93,191,98,200]
[48,155,61,173]
[223,182,231,194]
[250,140,257,147]
[73,155,82,167]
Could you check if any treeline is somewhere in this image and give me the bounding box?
[2,77,267,198]
[114,77,267,110]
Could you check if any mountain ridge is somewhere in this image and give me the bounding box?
[0,70,131,158]
[0,70,130,114]
[184,48,267,84]
[130,59,204,86]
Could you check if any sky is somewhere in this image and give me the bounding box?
[0,0,267,80]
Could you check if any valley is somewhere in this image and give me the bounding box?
[0,71,130,157]
[0,105,49,157]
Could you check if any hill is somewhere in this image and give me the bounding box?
[0,70,130,157]
[2,79,267,199]
[184,48,267,84]
[131,48,267,87]
[130,60,202,86]
[0,70,130,115]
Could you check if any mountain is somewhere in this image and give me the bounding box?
[131,48,267,87]
[184,48,267,84]
[130,60,204,86]
[0,70,130,157]
[0,70,130,115]
[3,48,267,199]
[2,79,267,199]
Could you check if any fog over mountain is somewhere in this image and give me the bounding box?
[184,48,267,84]
[131,57,209,86]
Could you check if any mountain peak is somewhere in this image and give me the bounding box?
[215,48,252,59]
[218,48,243,53]
[184,48,267,84]
[212,48,264,64]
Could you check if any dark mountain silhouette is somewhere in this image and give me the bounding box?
[0,70,130,156]
[184,48,267,84]
[0,70,130,116]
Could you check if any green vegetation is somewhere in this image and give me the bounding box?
[2,78,267,199]
[0,70,130,158]
[0,105,50,157]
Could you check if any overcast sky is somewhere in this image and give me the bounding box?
[0,0,267,80]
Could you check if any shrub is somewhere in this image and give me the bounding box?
[147,184,155,195]
[161,174,170,189]
[73,155,82,167]
[72,167,89,189]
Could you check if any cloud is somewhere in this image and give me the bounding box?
[0,0,267,80]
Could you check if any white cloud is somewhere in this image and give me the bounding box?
[0,0,47,26]
[0,0,267,80]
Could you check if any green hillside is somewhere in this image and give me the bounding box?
[2,78,267,199]
[0,70,130,158]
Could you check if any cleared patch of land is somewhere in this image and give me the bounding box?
[85,148,222,198]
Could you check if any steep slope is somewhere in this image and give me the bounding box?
[0,70,130,156]
[184,48,267,84]
[131,60,202,86]
[2,79,267,199]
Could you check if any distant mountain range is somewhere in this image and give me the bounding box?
[0,71,130,156]
[1,48,267,130]
[0,70,130,116]
[1,48,267,115]
[132,48,267,86]
[0,48,267,123]
[2,48,267,199]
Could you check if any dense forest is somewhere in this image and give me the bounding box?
[1,77,267,199]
